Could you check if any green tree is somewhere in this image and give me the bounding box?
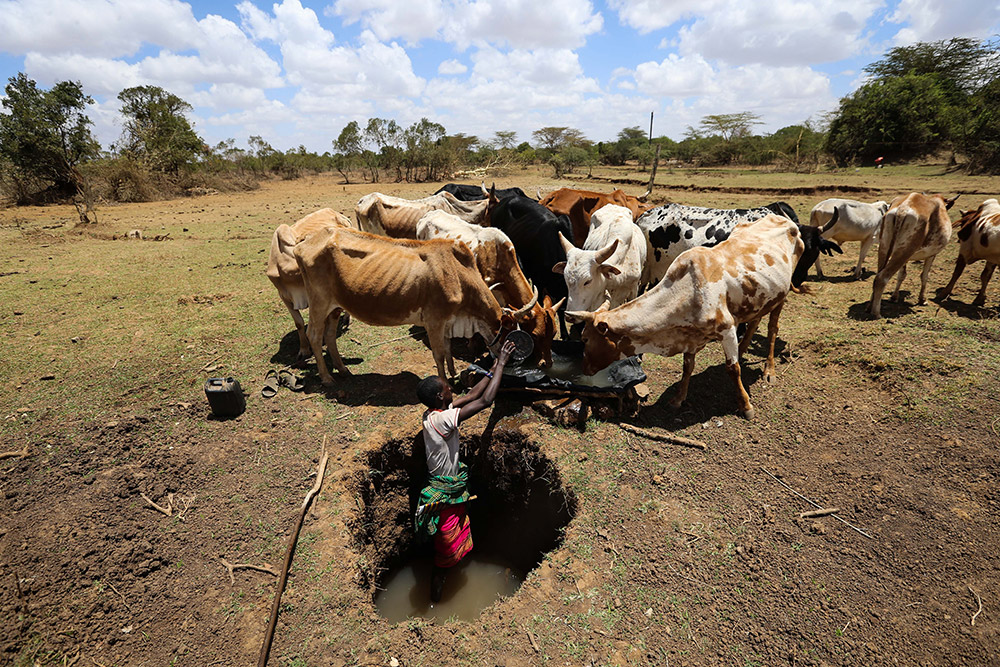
[333,121,363,183]
[826,73,952,164]
[0,73,100,201]
[958,77,1000,173]
[532,126,570,150]
[493,130,517,150]
[116,85,204,173]
[698,112,762,142]
[865,37,999,95]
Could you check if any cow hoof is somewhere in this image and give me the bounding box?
[764,371,776,384]
[321,378,336,388]
[742,406,755,420]
[973,298,986,307]
[667,396,684,410]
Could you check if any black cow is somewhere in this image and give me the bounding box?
[490,195,574,336]
[434,182,529,202]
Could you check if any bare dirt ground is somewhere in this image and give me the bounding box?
[2,166,999,667]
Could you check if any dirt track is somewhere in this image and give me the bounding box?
[2,169,999,666]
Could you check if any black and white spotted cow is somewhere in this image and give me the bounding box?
[637,201,838,288]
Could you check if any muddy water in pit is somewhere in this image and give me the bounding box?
[375,555,525,623]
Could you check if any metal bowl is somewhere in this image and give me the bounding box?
[504,330,534,362]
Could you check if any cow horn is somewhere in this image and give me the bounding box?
[536,187,543,201]
[551,296,566,312]
[558,231,574,254]
[638,186,651,202]
[511,286,538,318]
[594,238,619,264]
[488,282,503,291]
[481,181,489,196]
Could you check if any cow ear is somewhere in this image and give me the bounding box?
[599,264,621,277]
[945,195,959,210]
[822,240,843,256]
[596,321,609,335]
[596,299,612,313]
[552,262,566,274]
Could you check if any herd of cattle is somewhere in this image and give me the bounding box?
[266,183,1000,419]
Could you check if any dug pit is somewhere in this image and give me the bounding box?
[352,430,576,622]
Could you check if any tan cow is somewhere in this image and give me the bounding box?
[539,187,653,248]
[266,208,356,360]
[415,210,562,367]
[565,214,804,419]
[868,192,958,318]
[293,228,535,383]
[936,198,1000,307]
[355,190,497,238]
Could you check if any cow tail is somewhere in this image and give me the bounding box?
[878,210,900,272]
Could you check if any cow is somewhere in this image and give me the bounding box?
[266,208,356,360]
[539,187,654,248]
[293,227,536,384]
[416,210,562,367]
[868,192,958,318]
[434,182,529,202]
[489,194,576,337]
[807,198,890,279]
[552,204,648,313]
[636,201,836,289]
[565,214,804,420]
[355,190,496,238]
[936,199,1000,307]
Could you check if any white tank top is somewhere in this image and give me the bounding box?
[422,405,461,477]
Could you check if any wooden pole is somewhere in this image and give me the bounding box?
[258,438,330,667]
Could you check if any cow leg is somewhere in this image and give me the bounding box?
[763,302,785,384]
[891,262,907,302]
[814,253,825,279]
[427,326,449,379]
[937,255,967,301]
[306,308,336,385]
[445,336,457,379]
[917,257,936,305]
[722,327,754,419]
[974,262,996,306]
[854,234,877,280]
[322,308,351,376]
[667,352,697,409]
[278,293,312,360]
[737,317,762,358]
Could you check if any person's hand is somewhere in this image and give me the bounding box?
[497,339,516,366]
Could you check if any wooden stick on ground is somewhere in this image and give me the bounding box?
[366,328,426,349]
[618,423,707,450]
[219,557,279,586]
[760,467,874,539]
[970,586,983,626]
[258,437,330,667]
[799,508,841,519]
[139,493,173,517]
[526,628,541,653]
[0,446,29,461]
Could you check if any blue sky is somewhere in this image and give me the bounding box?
[1,0,998,153]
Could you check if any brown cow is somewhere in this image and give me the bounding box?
[565,214,804,419]
[868,192,958,318]
[936,198,1000,307]
[293,228,535,384]
[355,190,497,238]
[539,187,653,248]
[266,208,356,360]
[415,210,562,367]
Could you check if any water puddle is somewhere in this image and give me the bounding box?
[535,351,616,387]
[374,555,525,623]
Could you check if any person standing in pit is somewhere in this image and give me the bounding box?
[414,340,516,603]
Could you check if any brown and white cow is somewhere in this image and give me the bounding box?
[936,198,1000,307]
[266,208,356,360]
[868,192,958,318]
[539,187,653,248]
[415,209,562,367]
[565,214,804,419]
[355,190,497,238]
[293,228,534,384]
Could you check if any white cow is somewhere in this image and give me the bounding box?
[552,204,649,312]
[355,191,494,238]
[808,198,889,279]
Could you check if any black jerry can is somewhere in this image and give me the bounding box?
[204,377,246,419]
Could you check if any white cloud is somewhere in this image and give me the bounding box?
[330,0,603,50]
[331,0,446,44]
[0,0,197,58]
[889,0,1000,44]
[611,0,881,66]
[438,59,468,75]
